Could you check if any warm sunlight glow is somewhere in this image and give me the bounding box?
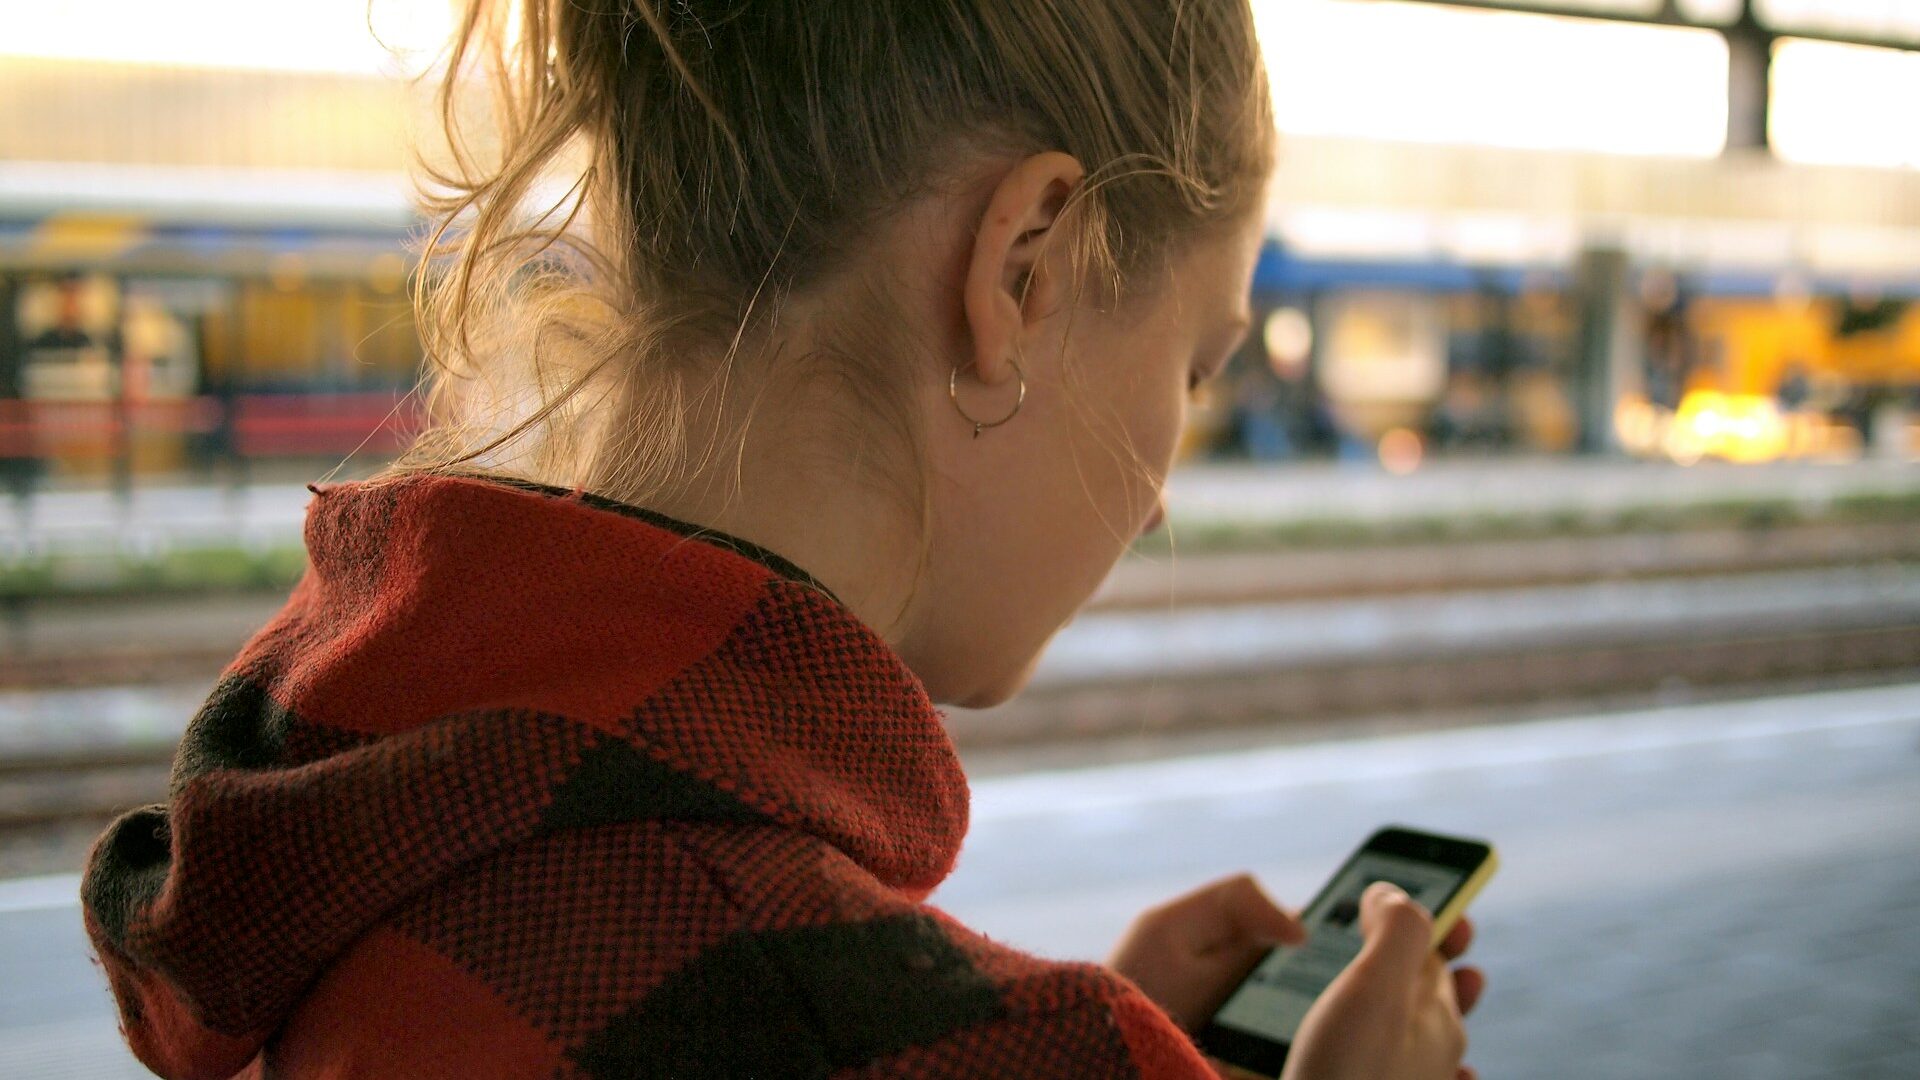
[0,0,454,76]
[1251,0,1729,156]
[1772,38,1920,170]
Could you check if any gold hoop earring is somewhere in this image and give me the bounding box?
[949,356,1026,438]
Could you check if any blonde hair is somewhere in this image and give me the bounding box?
[381,0,1274,620]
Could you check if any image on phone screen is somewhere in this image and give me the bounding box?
[1209,850,1471,1051]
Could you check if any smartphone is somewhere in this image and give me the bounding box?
[1196,825,1499,1079]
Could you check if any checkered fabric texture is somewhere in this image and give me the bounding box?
[79,472,1218,1079]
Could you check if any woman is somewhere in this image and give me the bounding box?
[81,1,1482,1076]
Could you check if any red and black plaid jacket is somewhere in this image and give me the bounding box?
[81,471,1218,1078]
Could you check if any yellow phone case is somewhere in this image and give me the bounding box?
[1427,843,1499,948]
[1208,840,1500,1080]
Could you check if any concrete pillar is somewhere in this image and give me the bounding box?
[1724,1,1775,155]
[1573,248,1641,455]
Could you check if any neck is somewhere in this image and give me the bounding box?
[617,346,933,658]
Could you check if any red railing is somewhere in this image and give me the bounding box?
[0,393,418,461]
[229,392,416,457]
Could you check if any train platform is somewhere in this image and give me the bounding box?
[944,680,1920,1080]
[4,679,1918,1079]
[1162,455,1918,529]
[6,556,1917,877]
[5,455,1917,560]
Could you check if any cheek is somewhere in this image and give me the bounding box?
[1065,359,1185,550]
[930,354,1181,705]
[1125,366,1188,485]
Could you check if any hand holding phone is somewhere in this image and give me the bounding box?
[1197,826,1497,1080]
[1278,880,1476,1080]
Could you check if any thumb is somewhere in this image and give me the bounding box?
[1354,881,1433,986]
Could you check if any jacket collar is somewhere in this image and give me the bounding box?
[290,470,971,891]
[81,470,971,1075]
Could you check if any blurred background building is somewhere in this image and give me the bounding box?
[3,3,1918,1079]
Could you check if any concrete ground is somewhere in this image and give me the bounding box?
[942,680,1920,1080]
[3,680,1917,1079]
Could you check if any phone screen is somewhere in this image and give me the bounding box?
[1209,849,1471,1049]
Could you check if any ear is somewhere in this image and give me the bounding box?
[962,151,1086,388]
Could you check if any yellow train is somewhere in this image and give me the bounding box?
[1623,291,1920,464]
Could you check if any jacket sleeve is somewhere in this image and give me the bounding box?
[831,980,1225,1080]
[1108,986,1238,1080]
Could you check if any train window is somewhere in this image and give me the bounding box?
[15,275,118,401]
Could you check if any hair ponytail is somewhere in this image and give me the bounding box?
[384,0,1274,579]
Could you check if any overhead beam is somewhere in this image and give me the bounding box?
[1377,0,1920,53]
[1723,1,1773,153]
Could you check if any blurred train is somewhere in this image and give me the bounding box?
[1187,251,1920,469]
[0,198,420,489]
[4,192,1919,488]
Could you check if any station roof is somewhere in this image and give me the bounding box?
[1417,0,1920,47]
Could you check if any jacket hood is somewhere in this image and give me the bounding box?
[80,471,969,1080]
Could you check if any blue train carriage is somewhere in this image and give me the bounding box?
[1183,243,1578,468]
[1185,240,1920,468]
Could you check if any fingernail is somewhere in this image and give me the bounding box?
[1364,881,1408,904]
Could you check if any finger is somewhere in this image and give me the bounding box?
[1439,915,1474,961]
[1426,949,1458,1011]
[1356,881,1433,985]
[1154,873,1305,954]
[1453,965,1486,1015]
[1208,873,1307,948]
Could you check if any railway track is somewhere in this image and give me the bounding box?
[948,621,1920,748]
[6,518,1917,690]
[3,526,1917,875]
[0,749,170,877]
[6,619,1918,872]
[1095,520,1920,608]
